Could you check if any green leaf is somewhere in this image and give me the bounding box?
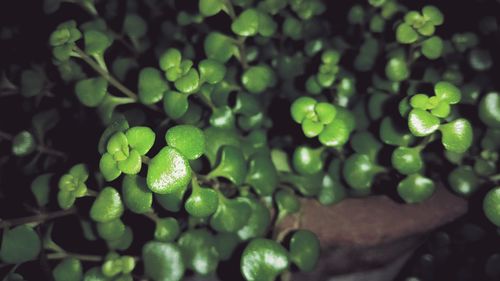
[210,195,251,233]
[241,65,274,94]
[185,184,219,218]
[398,174,436,203]
[434,81,461,104]
[215,233,240,261]
[106,227,133,250]
[408,109,440,137]
[318,173,346,205]
[11,130,36,156]
[210,106,236,129]
[75,77,108,107]
[199,0,224,17]
[84,30,111,56]
[142,242,185,281]
[448,166,479,197]
[90,187,124,222]
[155,187,187,212]
[138,67,167,105]
[147,146,192,194]
[98,116,129,154]
[209,145,247,185]
[301,119,324,138]
[123,14,147,38]
[99,153,121,181]
[385,56,409,82]
[30,173,52,207]
[125,126,155,156]
[479,92,500,128]
[53,258,82,281]
[165,125,205,160]
[232,8,259,36]
[241,239,289,281]
[97,219,125,241]
[350,131,382,161]
[318,119,350,147]
[396,23,418,44]
[292,146,323,175]
[245,152,278,196]
[174,68,200,94]
[422,5,444,26]
[122,175,152,214]
[83,267,108,281]
[391,146,423,175]
[57,190,76,210]
[237,198,271,241]
[290,96,317,124]
[439,118,473,153]
[204,32,237,63]
[289,230,320,272]
[117,149,142,175]
[199,59,226,84]
[342,153,379,191]
[163,90,189,119]
[0,225,41,264]
[483,187,500,226]
[154,218,180,242]
[20,69,44,97]
[159,48,182,71]
[178,229,219,275]
[32,109,59,142]
[421,36,443,60]
[204,127,240,167]
[276,189,300,214]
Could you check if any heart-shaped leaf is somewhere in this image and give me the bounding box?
[122,175,152,214]
[75,77,108,107]
[90,187,124,222]
[0,225,41,264]
[231,8,259,37]
[240,239,289,281]
[147,146,192,194]
[434,81,461,104]
[125,126,155,156]
[289,230,320,272]
[408,109,440,137]
[174,68,199,94]
[165,125,205,160]
[439,118,473,153]
[142,241,185,281]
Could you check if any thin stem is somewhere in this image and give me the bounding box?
[46,252,103,262]
[0,208,76,229]
[141,155,151,165]
[222,0,237,19]
[73,46,161,112]
[490,173,500,182]
[143,210,160,222]
[0,130,67,159]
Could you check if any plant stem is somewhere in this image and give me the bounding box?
[0,208,76,229]
[490,173,500,182]
[141,155,151,165]
[0,130,67,159]
[46,252,103,262]
[73,46,160,112]
[143,210,160,222]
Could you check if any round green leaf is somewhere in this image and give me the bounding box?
[483,187,500,226]
[165,125,205,160]
[237,198,271,241]
[422,36,443,60]
[204,32,236,63]
[90,187,124,223]
[398,174,436,203]
[124,126,155,156]
[154,218,180,242]
[123,14,147,38]
[318,119,350,147]
[391,146,423,175]
[232,8,259,36]
[53,258,83,281]
[439,118,473,153]
[155,186,187,212]
[163,90,189,119]
[289,230,320,272]
[301,118,324,138]
[138,67,167,105]
[147,146,192,194]
[31,173,52,207]
[159,48,182,71]
[479,92,500,128]
[209,145,247,185]
[122,175,152,214]
[11,130,36,156]
[275,189,300,214]
[185,185,219,218]
[434,81,461,104]
[99,153,121,182]
[97,219,125,241]
[210,196,251,233]
[0,225,41,264]
[199,59,226,84]
[408,109,440,137]
[245,152,278,196]
[292,146,323,175]
[199,0,224,17]
[342,153,379,191]
[448,166,479,197]
[422,5,444,26]
[142,241,185,281]
[385,56,409,82]
[241,239,289,281]
[75,77,108,107]
[117,149,142,175]
[84,30,111,56]
[241,65,274,94]
[178,229,219,275]
[396,23,418,44]
[174,68,200,94]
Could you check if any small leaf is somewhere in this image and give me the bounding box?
[163,90,189,119]
[241,65,274,94]
[142,241,185,281]
[20,69,44,98]
[434,81,461,104]
[122,175,152,214]
[289,230,320,272]
[30,173,52,207]
[396,23,418,44]
[11,130,36,156]
[138,67,167,105]
[123,14,147,38]
[479,92,500,128]
[117,149,142,175]
[174,68,200,94]
[147,146,192,194]
[178,229,219,275]
[84,30,111,56]
[154,218,180,242]
[209,145,247,185]
[165,125,205,160]
[231,8,259,36]
[204,32,237,63]
[185,185,219,218]
[397,174,436,203]
[199,0,224,17]
[237,198,271,241]
[99,153,121,181]
[97,219,125,241]
[439,118,473,153]
[483,187,500,226]
[75,77,108,107]
[199,59,226,84]
[0,225,41,264]
[408,109,440,137]
[53,258,83,281]
[385,56,409,82]
[125,126,156,155]
[421,36,443,60]
[241,239,289,281]
[90,187,124,223]
[245,152,278,196]
[210,196,251,233]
